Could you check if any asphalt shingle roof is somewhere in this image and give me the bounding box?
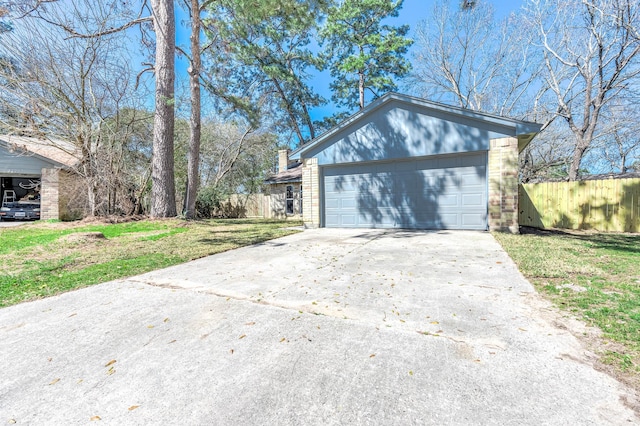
[264,162,302,184]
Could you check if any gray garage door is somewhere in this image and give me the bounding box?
[323,152,487,230]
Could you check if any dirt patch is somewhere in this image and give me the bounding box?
[78,215,149,225]
[556,283,588,292]
[61,232,106,242]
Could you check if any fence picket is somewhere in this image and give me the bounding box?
[519,178,640,232]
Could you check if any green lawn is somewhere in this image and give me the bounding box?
[495,229,640,383]
[0,218,301,307]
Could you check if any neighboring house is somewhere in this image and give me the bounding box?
[263,149,303,219]
[0,135,79,220]
[288,93,542,232]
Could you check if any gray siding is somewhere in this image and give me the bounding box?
[0,145,52,176]
[306,102,513,166]
[323,152,487,230]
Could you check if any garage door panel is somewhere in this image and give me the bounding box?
[340,214,357,226]
[462,213,486,227]
[437,194,459,207]
[460,172,484,185]
[367,208,401,226]
[340,198,358,209]
[326,175,355,190]
[323,152,487,230]
[438,213,459,225]
[325,214,339,226]
[462,193,484,207]
[325,197,341,209]
[460,183,484,192]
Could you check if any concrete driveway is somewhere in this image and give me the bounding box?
[0,229,637,425]
[0,220,28,227]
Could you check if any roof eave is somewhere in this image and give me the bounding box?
[264,178,303,184]
[0,139,68,168]
[516,123,543,152]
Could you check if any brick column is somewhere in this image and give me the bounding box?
[40,168,60,220]
[302,157,320,228]
[488,137,519,233]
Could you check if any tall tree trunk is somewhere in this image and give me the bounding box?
[150,0,177,217]
[359,71,365,110]
[183,0,202,219]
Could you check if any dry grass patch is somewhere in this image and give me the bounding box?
[0,218,301,307]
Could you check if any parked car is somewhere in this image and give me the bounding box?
[0,202,41,221]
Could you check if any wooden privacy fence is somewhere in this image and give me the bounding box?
[220,193,267,218]
[519,177,640,232]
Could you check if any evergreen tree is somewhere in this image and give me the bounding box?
[321,0,413,110]
[205,0,327,146]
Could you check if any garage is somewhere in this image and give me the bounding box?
[323,152,486,229]
[0,135,78,221]
[1,177,42,220]
[290,93,541,231]
[1,177,41,203]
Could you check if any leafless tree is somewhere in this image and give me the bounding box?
[99,107,154,215]
[525,0,640,180]
[192,119,277,216]
[0,3,145,215]
[199,121,255,188]
[23,0,178,216]
[520,120,575,182]
[594,100,640,173]
[409,0,541,118]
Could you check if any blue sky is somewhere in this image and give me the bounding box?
[175,0,527,124]
[307,0,527,120]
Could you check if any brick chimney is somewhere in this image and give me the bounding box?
[278,149,290,172]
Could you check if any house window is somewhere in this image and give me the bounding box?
[286,185,294,215]
[299,185,303,215]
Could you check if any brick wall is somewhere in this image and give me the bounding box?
[488,137,519,233]
[39,168,84,221]
[40,167,59,220]
[302,157,320,227]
